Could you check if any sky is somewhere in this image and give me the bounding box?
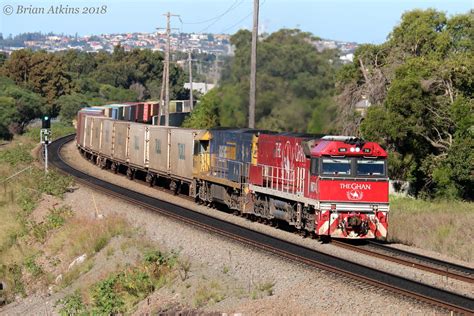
[0,0,471,43]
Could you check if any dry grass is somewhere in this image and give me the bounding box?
[388,196,474,262]
[48,215,131,260]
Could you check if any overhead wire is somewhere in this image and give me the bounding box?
[181,0,243,25]
[220,0,266,34]
[197,0,245,33]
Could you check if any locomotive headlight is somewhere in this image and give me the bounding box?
[350,147,355,152]
[355,147,360,152]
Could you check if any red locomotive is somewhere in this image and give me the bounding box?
[247,134,388,239]
[77,109,389,240]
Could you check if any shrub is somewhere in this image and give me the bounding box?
[92,276,125,315]
[24,255,43,277]
[56,290,88,316]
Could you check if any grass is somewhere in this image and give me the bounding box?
[193,281,225,307]
[48,216,130,259]
[251,279,275,299]
[388,196,474,262]
[0,126,75,302]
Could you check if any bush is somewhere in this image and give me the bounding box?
[92,276,125,315]
[24,255,43,277]
[56,290,88,316]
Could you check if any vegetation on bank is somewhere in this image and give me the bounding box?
[389,196,474,262]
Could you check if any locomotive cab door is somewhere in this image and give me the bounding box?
[194,131,211,175]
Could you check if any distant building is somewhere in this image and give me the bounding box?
[355,96,371,116]
[340,53,354,63]
[184,82,215,95]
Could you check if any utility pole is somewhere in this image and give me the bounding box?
[159,12,180,126]
[249,0,259,129]
[188,50,194,111]
[213,56,219,84]
[159,61,166,124]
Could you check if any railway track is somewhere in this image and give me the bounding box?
[46,135,474,314]
[332,240,474,284]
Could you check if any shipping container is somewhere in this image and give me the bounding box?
[158,113,190,127]
[148,126,172,175]
[100,118,114,157]
[123,104,137,122]
[104,104,125,120]
[113,121,130,162]
[136,103,145,122]
[169,128,204,181]
[76,108,104,147]
[128,123,147,167]
[150,101,160,117]
[143,101,159,123]
[90,117,103,152]
[169,100,191,113]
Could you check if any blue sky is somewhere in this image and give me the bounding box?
[0,0,471,43]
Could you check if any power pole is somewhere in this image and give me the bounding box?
[160,12,180,126]
[188,50,194,111]
[159,61,166,124]
[249,0,259,129]
[213,55,219,84]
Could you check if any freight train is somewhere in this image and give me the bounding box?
[76,106,389,239]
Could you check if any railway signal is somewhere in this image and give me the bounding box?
[42,115,51,129]
[40,115,51,173]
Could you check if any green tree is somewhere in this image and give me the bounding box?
[183,89,219,128]
[0,76,44,137]
[191,29,338,131]
[339,9,473,199]
[57,93,89,124]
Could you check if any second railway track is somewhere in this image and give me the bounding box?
[332,240,474,284]
[47,135,474,315]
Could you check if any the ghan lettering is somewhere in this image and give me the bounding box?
[340,183,371,190]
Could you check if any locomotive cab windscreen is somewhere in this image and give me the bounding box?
[317,157,387,178]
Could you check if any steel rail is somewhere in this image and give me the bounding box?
[332,240,474,284]
[46,135,474,315]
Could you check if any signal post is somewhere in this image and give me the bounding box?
[40,116,51,173]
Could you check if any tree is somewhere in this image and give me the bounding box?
[182,89,219,129]
[2,50,73,108]
[338,9,473,199]
[57,93,88,124]
[201,29,338,131]
[0,76,44,137]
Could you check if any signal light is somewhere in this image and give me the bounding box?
[363,148,371,153]
[42,116,51,129]
[338,148,347,152]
